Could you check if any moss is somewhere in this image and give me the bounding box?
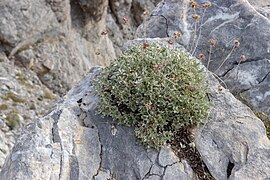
[5,91,26,103]
[29,103,36,110]
[5,112,21,130]
[239,93,270,139]
[16,73,27,85]
[43,89,56,100]
[0,104,8,110]
[23,115,31,120]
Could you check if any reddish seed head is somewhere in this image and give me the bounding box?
[143,42,150,48]
[202,2,211,9]
[199,53,205,59]
[234,40,240,47]
[191,2,199,9]
[167,39,174,45]
[153,64,162,73]
[122,17,128,24]
[218,84,222,93]
[144,103,152,109]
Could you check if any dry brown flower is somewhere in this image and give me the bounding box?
[192,14,201,20]
[202,2,211,9]
[240,55,247,62]
[234,40,240,47]
[122,17,128,24]
[208,39,217,47]
[173,31,182,39]
[143,42,150,48]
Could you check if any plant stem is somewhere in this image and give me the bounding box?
[189,9,198,51]
[207,45,212,69]
[214,46,236,73]
[191,9,206,56]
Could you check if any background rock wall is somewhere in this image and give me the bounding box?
[0,0,161,169]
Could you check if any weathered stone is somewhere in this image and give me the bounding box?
[136,0,270,115]
[158,146,179,167]
[0,0,62,47]
[196,59,270,179]
[106,0,161,56]
[0,56,59,169]
[0,66,195,179]
[224,59,270,114]
[124,38,270,179]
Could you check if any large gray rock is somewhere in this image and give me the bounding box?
[0,0,115,170]
[124,38,270,179]
[196,63,270,179]
[0,67,196,180]
[136,0,270,115]
[0,0,115,94]
[1,38,270,179]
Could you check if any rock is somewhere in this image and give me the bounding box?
[0,57,59,169]
[0,67,194,179]
[224,59,270,114]
[0,0,116,95]
[124,38,270,179]
[158,146,179,167]
[16,49,35,69]
[136,0,270,115]
[106,0,161,56]
[0,119,5,129]
[0,0,61,47]
[0,0,168,168]
[1,38,269,179]
[196,60,270,179]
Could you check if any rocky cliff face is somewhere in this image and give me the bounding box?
[0,0,270,179]
[1,38,270,179]
[136,0,270,117]
[0,66,198,180]
[0,0,160,169]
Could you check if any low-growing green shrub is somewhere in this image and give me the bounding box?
[94,43,210,148]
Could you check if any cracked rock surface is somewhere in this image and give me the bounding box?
[196,63,270,179]
[0,67,195,180]
[1,38,270,179]
[136,0,270,115]
[125,38,270,179]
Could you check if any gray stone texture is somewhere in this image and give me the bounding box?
[1,38,270,179]
[0,67,195,179]
[136,0,270,115]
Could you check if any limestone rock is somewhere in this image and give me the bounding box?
[106,0,161,56]
[0,53,58,169]
[196,63,270,179]
[0,67,194,179]
[124,38,270,179]
[1,38,270,179]
[0,0,115,95]
[136,0,270,115]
